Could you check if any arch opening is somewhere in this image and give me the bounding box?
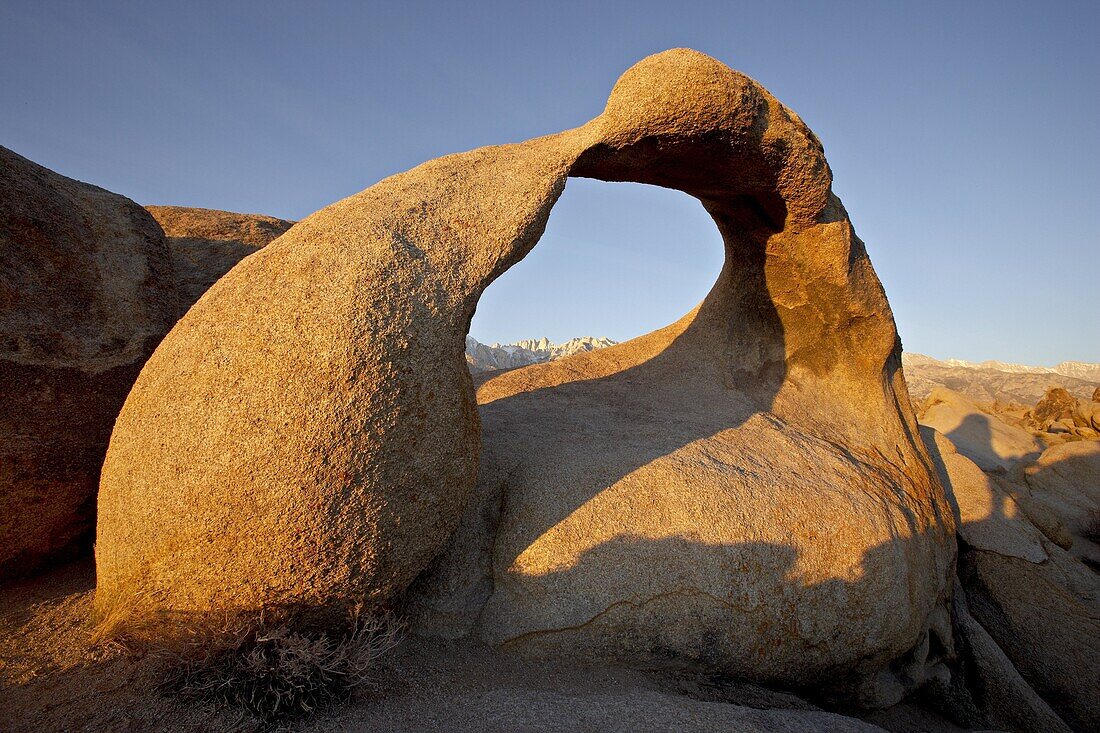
[467,177,725,371]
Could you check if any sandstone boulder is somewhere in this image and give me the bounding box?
[949,582,1073,733]
[146,205,293,311]
[96,50,954,699]
[919,388,1042,472]
[1082,399,1100,431]
[0,146,178,578]
[920,428,1046,563]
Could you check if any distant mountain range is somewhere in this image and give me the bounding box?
[466,336,1099,405]
[901,353,1099,404]
[465,335,617,373]
[908,354,1100,381]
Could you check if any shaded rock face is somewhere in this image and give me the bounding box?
[145,205,293,311]
[918,388,1042,473]
[923,428,1100,732]
[0,146,178,579]
[1022,440,1100,568]
[96,50,954,693]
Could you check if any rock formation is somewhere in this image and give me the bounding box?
[923,425,1100,732]
[0,146,178,578]
[1021,440,1100,567]
[918,388,1042,472]
[1028,386,1100,440]
[146,205,293,311]
[95,50,955,699]
[1032,387,1080,428]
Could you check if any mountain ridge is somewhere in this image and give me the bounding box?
[906,353,1100,381]
[467,337,1100,404]
[465,335,617,373]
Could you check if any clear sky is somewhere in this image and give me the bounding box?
[2,1,1096,363]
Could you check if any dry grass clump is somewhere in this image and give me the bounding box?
[158,612,400,726]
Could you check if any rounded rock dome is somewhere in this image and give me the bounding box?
[599,49,762,143]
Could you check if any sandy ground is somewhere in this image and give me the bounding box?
[1,559,972,733]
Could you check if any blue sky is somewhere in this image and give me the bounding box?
[2,1,1096,363]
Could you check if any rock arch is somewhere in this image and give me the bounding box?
[96,49,954,689]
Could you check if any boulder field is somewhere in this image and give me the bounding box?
[918,388,1043,473]
[94,49,956,700]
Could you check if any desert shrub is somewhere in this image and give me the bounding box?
[158,612,400,727]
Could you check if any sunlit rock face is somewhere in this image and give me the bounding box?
[96,50,954,696]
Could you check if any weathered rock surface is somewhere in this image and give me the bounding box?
[948,582,1073,733]
[1021,440,1100,567]
[1031,387,1080,429]
[922,428,1046,563]
[96,50,954,698]
[919,388,1042,473]
[923,426,1100,732]
[0,146,178,579]
[145,205,293,311]
[959,547,1100,733]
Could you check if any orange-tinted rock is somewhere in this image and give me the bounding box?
[145,206,293,311]
[1032,387,1078,428]
[0,146,178,578]
[96,51,954,696]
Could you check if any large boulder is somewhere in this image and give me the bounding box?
[919,388,1042,473]
[949,581,1073,733]
[0,146,178,578]
[145,205,293,311]
[921,428,1046,563]
[96,50,954,697]
[1031,387,1078,428]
